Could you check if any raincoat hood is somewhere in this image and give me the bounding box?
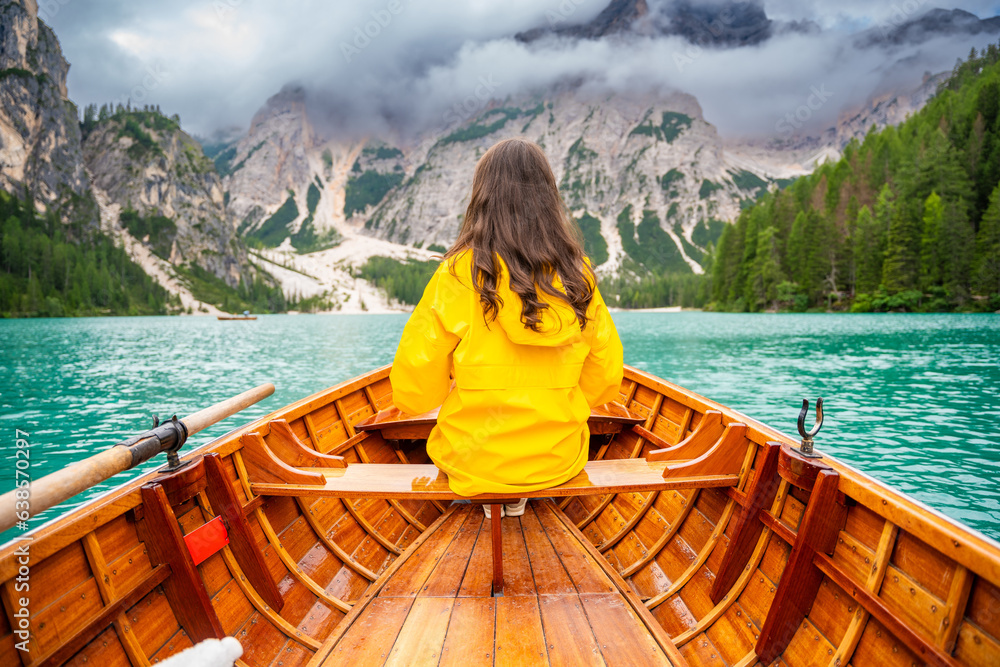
[494,259,584,348]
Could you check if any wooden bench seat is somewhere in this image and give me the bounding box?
[249,458,740,500]
[241,414,753,608]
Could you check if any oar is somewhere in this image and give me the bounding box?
[0,383,275,534]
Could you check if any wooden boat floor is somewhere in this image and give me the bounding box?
[310,500,683,667]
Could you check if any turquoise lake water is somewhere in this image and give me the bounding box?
[0,312,998,545]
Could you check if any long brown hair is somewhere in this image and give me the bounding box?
[445,137,595,331]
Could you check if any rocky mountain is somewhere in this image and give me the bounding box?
[358,90,790,277]
[516,0,806,46]
[0,0,94,223]
[0,0,285,315]
[215,81,897,292]
[82,109,248,287]
[211,4,1000,307]
[855,7,1000,48]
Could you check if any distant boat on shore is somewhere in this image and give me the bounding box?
[218,310,257,320]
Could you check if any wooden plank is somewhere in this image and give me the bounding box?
[755,469,844,664]
[81,532,116,603]
[252,505,352,613]
[542,500,688,666]
[380,508,469,597]
[495,596,548,666]
[252,459,738,500]
[938,565,973,653]
[383,597,455,666]
[622,366,1000,590]
[421,510,482,597]
[533,502,615,595]
[499,513,535,597]
[341,499,403,556]
[538,594,607,666]
[439,598,496,667]
[815,552,960,667]
[520,507,576,595]
[319,597,414,667]
[645,499,737,610]
[829,521,898,667]
[581,593,672,666]
[202,454,284,612]
[711,442,781,602]
[306,505,459,666]
[457,518,495,598]
[112,614,151,667]
[354,441,429,532]
[295,497,378,581]
[598,492,658,553]
[32,566,168,667]
[622,490,700,578]
[139,483,224,643]
[672,525,773,647]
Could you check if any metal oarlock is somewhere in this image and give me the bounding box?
[796,397,824,459]
[115,414,189,470]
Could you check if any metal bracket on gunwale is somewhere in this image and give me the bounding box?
[797,398,824,459]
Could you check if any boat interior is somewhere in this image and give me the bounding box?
[1,365,998,666]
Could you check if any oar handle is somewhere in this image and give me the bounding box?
[0,383,275,534]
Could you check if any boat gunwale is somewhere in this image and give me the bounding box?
[623,365,1000,587]
[0,366,392,570]
[2,363,999,593]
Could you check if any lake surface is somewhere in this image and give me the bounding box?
[1,312,998,545]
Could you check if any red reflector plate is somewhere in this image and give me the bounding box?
[184,516,229,565]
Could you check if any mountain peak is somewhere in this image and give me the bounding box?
[857,7,1000,47]
[516,0,772,47]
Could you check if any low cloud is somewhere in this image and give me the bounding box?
[46,0,1000,140]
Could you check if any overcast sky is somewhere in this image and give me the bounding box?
[43,0,1000,140]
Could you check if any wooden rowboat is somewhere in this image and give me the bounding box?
[2,364,998,666]
[217,315,257,321]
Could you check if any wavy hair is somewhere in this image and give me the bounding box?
[445,137,595,331]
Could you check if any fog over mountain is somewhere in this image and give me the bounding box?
[47,0,1000,140]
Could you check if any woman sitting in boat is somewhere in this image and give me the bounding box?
[390,137,624,517]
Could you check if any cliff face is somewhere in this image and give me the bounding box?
[0,0,94,221]
[350,90,792,276]
[83,111,248,286]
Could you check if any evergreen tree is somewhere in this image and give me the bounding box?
[882,201,921,293]
[974,182,1000,296]
[920,191,944,289]
[748,226,783,310]
[853,205,882,294]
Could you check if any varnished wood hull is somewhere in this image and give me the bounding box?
[2,365,998,666]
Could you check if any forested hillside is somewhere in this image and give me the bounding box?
[710,45,1000,313]
[0,192,177,316]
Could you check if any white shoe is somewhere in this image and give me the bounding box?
[504,498,527,517]
[483,504,504,520]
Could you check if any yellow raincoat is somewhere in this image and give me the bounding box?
[390,250,624,496]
